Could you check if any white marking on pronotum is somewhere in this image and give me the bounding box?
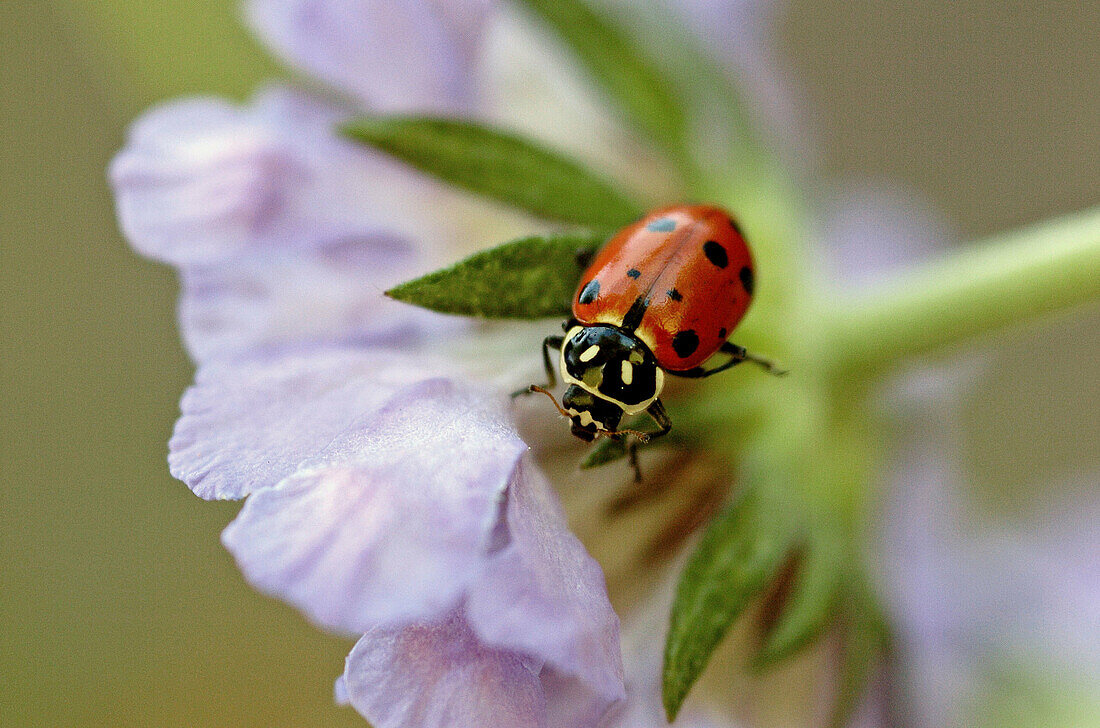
[580,345,600,362]
[621,360,633,385]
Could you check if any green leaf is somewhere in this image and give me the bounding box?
[662,486,794,721]
[386,232,606,319]
[580,411,681,469]
[752,541,841,673]
[341,116,641,228]
[580,437,629,469]
[512,0,687,155]
[829,596,888,728]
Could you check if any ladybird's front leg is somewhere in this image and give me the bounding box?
[625,437,642,484]
[622,400,672,482]
[645,398,673,440]
[511,335,565,398]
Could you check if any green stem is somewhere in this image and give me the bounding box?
[820,205,1100,375]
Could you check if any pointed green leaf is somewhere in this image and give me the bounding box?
[512,0,687,155]
[386,232,606,319]
[341,116,642,228]
[752,541,842,673]
[662,486,794,721]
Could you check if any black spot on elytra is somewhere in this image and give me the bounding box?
[719,327,727,339]
[672,329,699,358]
[578,279,600,304]
[703,240,728,268]
[739,266,755,295]
[728,217,743,236]
[626,268,641,279]
[667,288,683,302]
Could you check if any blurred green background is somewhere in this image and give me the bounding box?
[1,1,1096,726]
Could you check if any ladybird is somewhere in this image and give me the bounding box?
[523,204,783,480]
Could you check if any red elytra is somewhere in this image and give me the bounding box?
[572,204,755,371]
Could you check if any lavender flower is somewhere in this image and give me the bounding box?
[111,2,629,725]
[111,1,1100,726]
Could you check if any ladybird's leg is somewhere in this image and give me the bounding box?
[624,401,670,482]
[722,343,788,375]
[511,335,565,397]
[645,398,673,440]
[540,335,565,386]
[668,343,786,378]
[627,439,642,483]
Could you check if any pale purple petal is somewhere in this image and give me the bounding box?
[333,675,349,706]
[221,379,528,632]
[880,366,1100,727]
[111,96,306,266]
[246,0,495,112]
[110,85,490,271]
[343,610,545,728]
[110,87,378,266]
[178,232,453,362]
[664,0,811,162]
[169,347,452,500]
[816,180,956,285]
[467,458,625,726]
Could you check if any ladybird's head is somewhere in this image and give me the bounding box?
[560,385,622,440]
[559,325,664,440]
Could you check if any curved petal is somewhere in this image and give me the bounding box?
[246,0,495,112]
[466,458,625,726]
[220,378,529,632]
[111,85,531,271]
[169,348,451,500]
[111,96,307,266]
[343,610,545,728]
[178,232,455,362]
[109,87,382,266]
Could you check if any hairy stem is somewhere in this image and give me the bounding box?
[820,205,1100,375]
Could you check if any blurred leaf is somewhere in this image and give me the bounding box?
[589,2,774,197]
[386,232,606,319]
[581,437,630,468]
[511,0,687,157]
[829,592,889,728]
[662,486,793,720]
[752,540,841,672]
[342,116,642,228]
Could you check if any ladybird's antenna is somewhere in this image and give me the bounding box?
[528,385,571,419]
[528,385,651,443]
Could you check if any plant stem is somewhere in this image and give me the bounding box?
[820,205,1100,375]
